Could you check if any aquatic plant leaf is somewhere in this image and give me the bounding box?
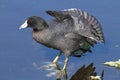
[104,59,120,69]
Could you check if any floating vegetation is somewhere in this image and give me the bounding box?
[90,76,101,80]
[104,59,120,69]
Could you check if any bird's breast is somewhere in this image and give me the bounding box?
[32,30,52,47]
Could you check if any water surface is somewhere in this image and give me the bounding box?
[0,0,120,80]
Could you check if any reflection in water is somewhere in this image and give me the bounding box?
[34,62,104,80]
[39,62,67,80]
[70,63,104,80]
[70,63,96,80]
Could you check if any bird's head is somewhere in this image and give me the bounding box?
[19,16,48,31]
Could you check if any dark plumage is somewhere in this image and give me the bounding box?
[70,63,97,80]
[19,8,105,72]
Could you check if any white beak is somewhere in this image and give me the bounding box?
[19,20,28,29]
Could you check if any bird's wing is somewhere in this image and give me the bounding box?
[65,32,82,40]
[46,10,73,22]
[46,8,105,43]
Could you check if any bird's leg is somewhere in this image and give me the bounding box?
[52,51,62,80]
[55,63,62,80]
[62,56,69,71]
[63,68,68,80]
[52,51,62,64]
[62,57,69,80]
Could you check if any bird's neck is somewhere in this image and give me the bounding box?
[33,26,49,32]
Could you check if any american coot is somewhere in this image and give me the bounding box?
[19,8,105,72]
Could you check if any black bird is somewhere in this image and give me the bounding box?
[19,8,105,72]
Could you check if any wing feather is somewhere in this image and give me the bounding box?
[46,8,105,43]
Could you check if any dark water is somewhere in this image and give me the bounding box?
[0,0,120,80]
